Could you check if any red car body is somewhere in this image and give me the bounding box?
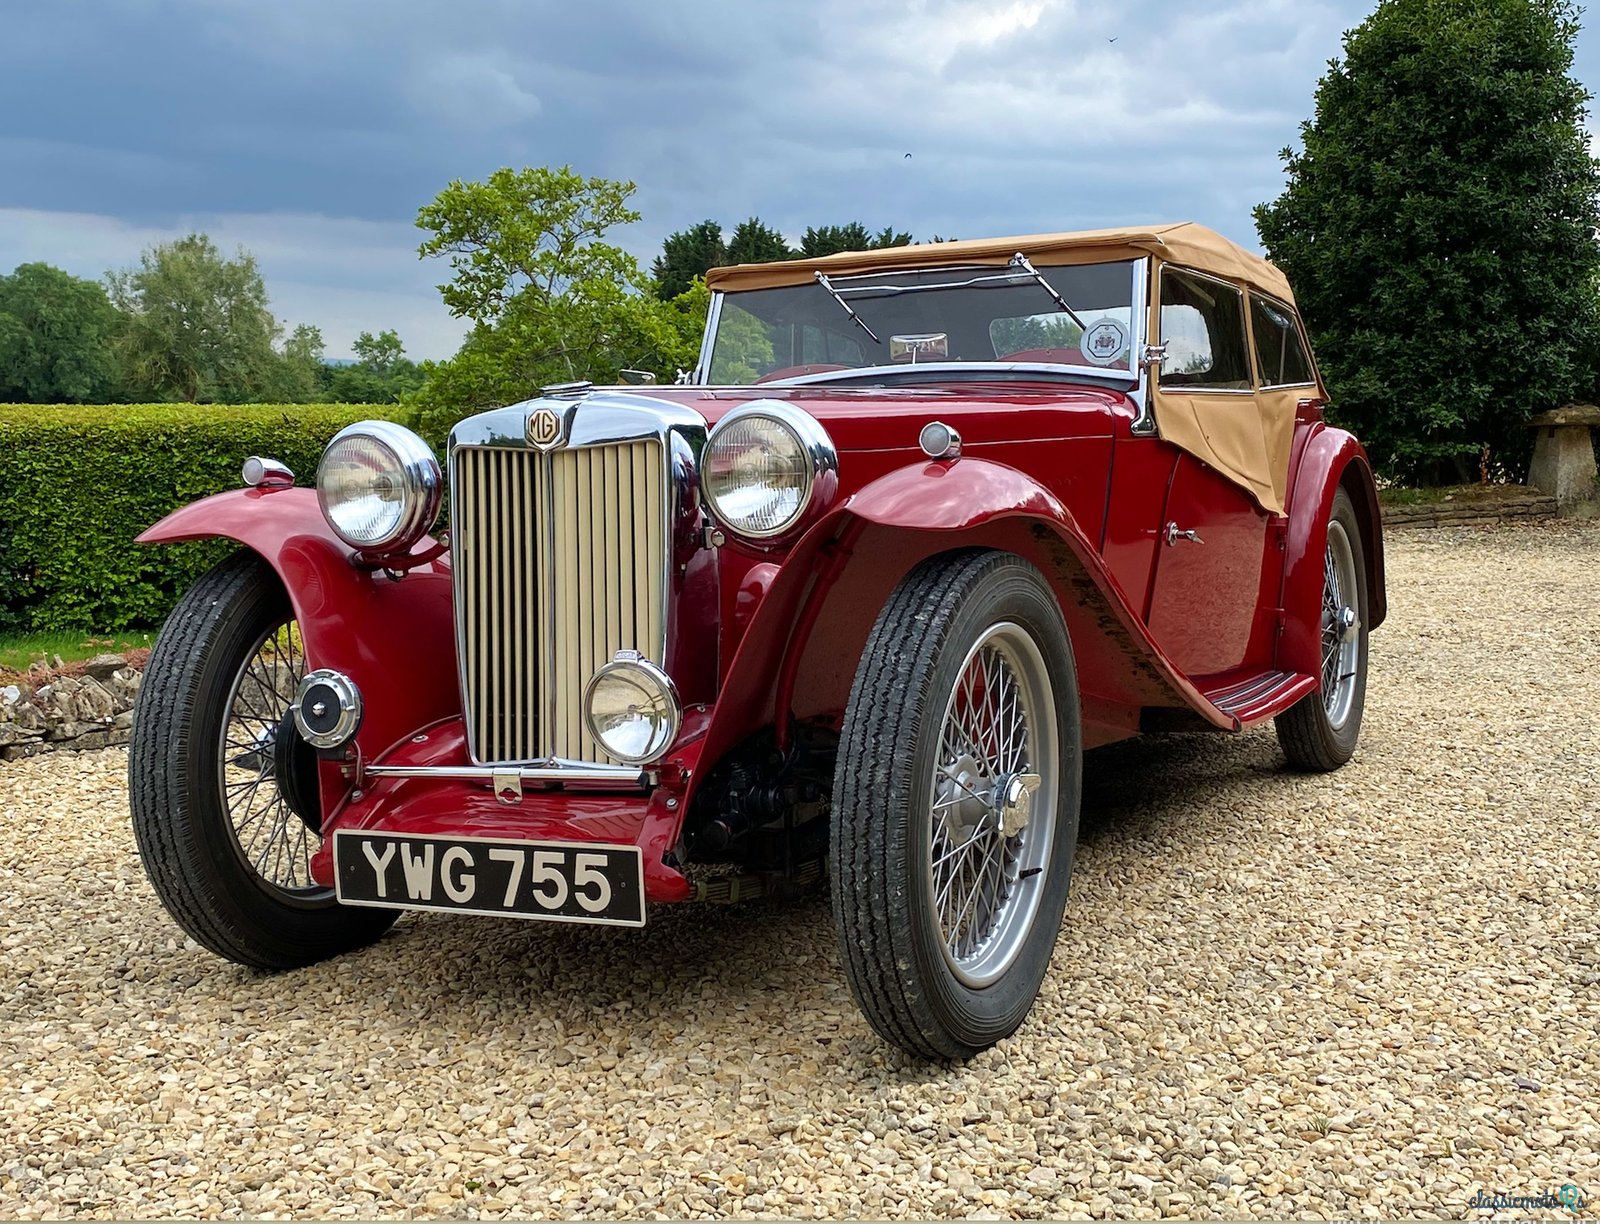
[141,374,1384,904]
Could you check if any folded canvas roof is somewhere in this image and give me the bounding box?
[704,221,1295,305]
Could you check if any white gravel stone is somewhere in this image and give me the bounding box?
[2,519,1598,1218]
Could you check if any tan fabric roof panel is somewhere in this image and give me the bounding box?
[705,221,1295,304]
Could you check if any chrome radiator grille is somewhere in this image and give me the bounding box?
[452,441,667,764]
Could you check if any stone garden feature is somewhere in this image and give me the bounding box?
[1526,403,1600,512]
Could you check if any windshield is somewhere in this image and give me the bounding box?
[704,260,1139,385]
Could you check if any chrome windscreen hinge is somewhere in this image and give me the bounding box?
[1139,343,1168,372]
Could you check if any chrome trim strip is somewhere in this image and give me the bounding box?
[770,361,1139,387]
[363,761,650,788]
[1128,258,1155,434]
[695,292,724,384]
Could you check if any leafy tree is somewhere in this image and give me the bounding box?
[274,323,325,402]
[0,263,124,402]
[799,223,913,257]
[352,329,406,371]
[327,329,425,403]
[107,233,284,403]
[411,166,699,445]
[1254,0,1600,483]
[652,219,726,299]
[726,217,793,265]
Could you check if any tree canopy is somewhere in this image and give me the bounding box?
[0,263,122,402]
[1254,0,1600,483]
[410,166,700,445]
[650,216,920,299]
[107,234,286,403]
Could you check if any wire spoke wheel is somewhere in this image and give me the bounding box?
[1276,489,1369,773]
[217,619,324,898]
[130,550,395,969]
[928,623,1057,988]
[832,550,1081,1059]
[1320,520,1361,730]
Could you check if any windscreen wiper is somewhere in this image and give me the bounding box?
[1008,252,1087,331]
[814,271,882,344]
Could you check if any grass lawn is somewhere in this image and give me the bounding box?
[0,630,154,675]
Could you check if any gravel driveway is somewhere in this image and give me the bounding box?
[3,520,1598,1220]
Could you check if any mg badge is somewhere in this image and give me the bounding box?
[526,407,564,451]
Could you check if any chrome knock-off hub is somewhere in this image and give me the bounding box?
[997,772,1042,838]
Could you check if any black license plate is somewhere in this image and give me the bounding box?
[333,831,645,927]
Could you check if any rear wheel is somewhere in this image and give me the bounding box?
[129,550,396,969]
[1276,488,1369,771]
[831,551,1081,1059]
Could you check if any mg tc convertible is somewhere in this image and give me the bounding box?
[130,223,1385,1058]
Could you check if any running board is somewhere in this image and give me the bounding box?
[1202,670,1317,726]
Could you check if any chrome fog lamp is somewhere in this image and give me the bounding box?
[290,669,363,751]
[701,401,838,540]
[583,652,682,766]
[316,421,442,552]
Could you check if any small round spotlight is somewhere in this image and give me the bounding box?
[291,670,363,751]
[919,421,962,459]
[583,652,681,766]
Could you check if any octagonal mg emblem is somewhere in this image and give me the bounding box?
[526,406,565,451]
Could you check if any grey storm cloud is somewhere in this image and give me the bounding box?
[3,0,1598,358]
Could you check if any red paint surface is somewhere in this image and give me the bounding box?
[138,378,1386,902]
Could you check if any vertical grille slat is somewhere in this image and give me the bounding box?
[453,438,667,765]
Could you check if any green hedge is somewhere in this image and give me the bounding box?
[0,403,412,634]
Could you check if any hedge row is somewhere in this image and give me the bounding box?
[0,403,411,634]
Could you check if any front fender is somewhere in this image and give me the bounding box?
[1279,428,1387,678]
[678,458,1235,795]
[138,488,460,776]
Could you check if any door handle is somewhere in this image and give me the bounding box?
[1164,522,1204,546]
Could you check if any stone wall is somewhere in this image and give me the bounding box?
[1381,489,1557,529]
[0,654,141,761]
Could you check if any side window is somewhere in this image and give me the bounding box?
[1158,269,1251,390]
[1249,294,1316,387]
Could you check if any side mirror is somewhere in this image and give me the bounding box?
[619,369,658,385]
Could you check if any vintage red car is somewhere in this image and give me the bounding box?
[130,223,1384,1058]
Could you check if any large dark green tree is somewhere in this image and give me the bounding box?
[107,234,285,403]
[1255,0,1600,483]
[651,219,726,299]
[726,217,793,265]
[798,223,913,257]
[0,263,123,402]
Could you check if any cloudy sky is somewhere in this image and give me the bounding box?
[3,0,1597,360]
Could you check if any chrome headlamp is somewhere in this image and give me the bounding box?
[316,421,442,553]
[700,401,838,540]
[583,652,681,766]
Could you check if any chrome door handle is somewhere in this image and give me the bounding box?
[1164,522,1204,546]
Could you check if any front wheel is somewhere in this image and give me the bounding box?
[129,550,396,969]
[1276,487,1370,771]
[831,551,1081,1059]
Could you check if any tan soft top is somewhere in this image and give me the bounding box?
[704,221,1294,304]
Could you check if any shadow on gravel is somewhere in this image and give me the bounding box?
[1078,728,1286,843]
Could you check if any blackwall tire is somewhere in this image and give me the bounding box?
[128,549,396,970]
[830,550,1081,1059]
[1275,487,1370,771]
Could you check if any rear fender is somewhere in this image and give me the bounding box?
[681,459,1233,791]
[138,488,460,814]
[1278,429,1387,678]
